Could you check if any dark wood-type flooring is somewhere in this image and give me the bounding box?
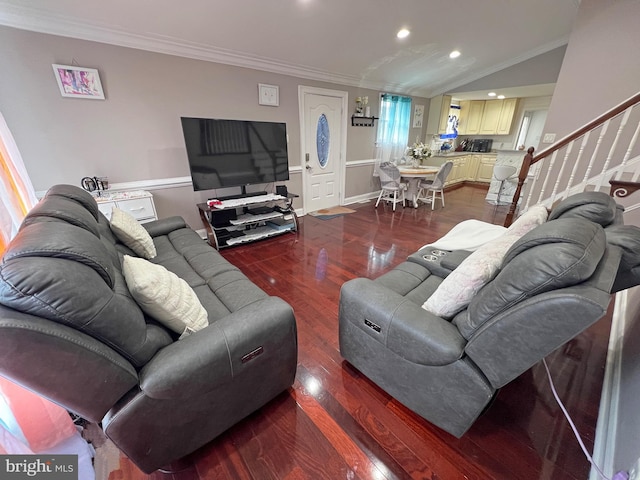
[111,186,609,479]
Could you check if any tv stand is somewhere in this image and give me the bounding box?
[216,190,268,201]
[197,192,298,250]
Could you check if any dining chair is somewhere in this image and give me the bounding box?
[416,161,454,210]
[375,162,407,211]
[492,165,518,205]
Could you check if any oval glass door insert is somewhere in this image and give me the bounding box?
[316,114,330,168]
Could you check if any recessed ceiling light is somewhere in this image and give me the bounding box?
[497,95,505,100]
[397,28,410,39]
[488,92,497,97]
[449,50,461,59]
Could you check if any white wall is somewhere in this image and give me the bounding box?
[541,1,640,476]
[544,0,640,139]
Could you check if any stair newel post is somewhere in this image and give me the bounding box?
[504,147,535,227]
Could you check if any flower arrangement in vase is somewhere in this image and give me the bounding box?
[355,96,369,117]
[406,138,432,167]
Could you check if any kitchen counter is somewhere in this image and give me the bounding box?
[430,151,472,158]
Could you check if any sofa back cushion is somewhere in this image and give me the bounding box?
[457,218,607,339]
[44,184,101,221]
[548,191,618,226]
[421,205,548,318]
[0,188,172,367]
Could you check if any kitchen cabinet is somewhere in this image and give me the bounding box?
[426,94,452,134]
[476,154,497,183]
[445,156,468,186]
[479,100,503,135]
[438,95,452,134]
[458,101,485,135]
[465,155,479,180]
[477,98,519,135]
[434,153,496,185]
[496,98,518,135]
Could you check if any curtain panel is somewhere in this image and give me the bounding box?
[0,112,38,252]
[374,94,412,174]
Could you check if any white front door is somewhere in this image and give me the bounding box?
[299,87,347,213]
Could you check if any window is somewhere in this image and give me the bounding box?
[375,94,412,168]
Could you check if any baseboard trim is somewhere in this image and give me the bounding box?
[590,290,627,479]
[344,192,379,205]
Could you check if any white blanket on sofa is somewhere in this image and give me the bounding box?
[421,219,507,252]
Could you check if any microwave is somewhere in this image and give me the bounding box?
[470,139,493,152]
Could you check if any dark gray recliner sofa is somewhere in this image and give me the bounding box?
[0,184,298,473]
[339,191,640,437]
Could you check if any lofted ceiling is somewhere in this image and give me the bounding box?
[0,0,580,98]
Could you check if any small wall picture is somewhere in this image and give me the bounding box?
[52,64,105,99]
[413,105,424,128]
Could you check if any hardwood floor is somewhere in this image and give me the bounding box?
[111,186,609,479]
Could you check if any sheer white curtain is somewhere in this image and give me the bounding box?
[0,113,95,477]
[374,94,412,175]
[0,111,38,252]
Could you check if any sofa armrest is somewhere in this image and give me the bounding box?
[339,278,465,366]
[407,248,472,277]
[0,306,138,423]
[143,216,188,237]
[138,296,297,399]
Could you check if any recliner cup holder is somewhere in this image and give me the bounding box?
[423,254,439,262]
[431,250,447,256]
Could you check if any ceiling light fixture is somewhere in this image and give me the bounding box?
[397,28,410,39]
[449,50,461,59]
[488,92,497,97]
[497,95,505,100]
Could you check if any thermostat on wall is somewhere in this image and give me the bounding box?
[258,83,279,106]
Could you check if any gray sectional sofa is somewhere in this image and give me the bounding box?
[0,184,298,473]
[339,191,640,437]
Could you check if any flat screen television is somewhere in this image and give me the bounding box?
[181,117,290,191]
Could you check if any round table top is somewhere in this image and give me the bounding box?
[398,166,438,176]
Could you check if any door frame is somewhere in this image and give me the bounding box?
[298,85,348,215]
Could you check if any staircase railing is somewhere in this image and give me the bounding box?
[505,91,640,226]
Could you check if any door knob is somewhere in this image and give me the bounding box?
[305,164,312,170]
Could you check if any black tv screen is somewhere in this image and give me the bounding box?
[181,117,290,191]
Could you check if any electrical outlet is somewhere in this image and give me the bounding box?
[629,456,640,480]
[542,133,556,144]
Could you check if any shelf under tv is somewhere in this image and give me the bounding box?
[197,192,298,250]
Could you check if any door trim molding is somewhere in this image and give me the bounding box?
[298,85,348,215]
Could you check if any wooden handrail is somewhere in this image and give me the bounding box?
[504,147,534,226]
[504,90,640,226]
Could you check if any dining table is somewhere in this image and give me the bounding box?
[398,165,439,208]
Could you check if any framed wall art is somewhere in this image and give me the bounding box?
[52,64,105,100]
[413,104,424,128]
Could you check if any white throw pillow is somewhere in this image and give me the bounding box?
[422,204,548,319]
[110,207,157,259]
[122,255,208,337]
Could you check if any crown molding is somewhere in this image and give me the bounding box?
[0,3,414,95]
[0,3,572,99]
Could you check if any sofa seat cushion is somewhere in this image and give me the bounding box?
[122,255,208,337]
[458,218,607,339]
[150,227,268,322]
